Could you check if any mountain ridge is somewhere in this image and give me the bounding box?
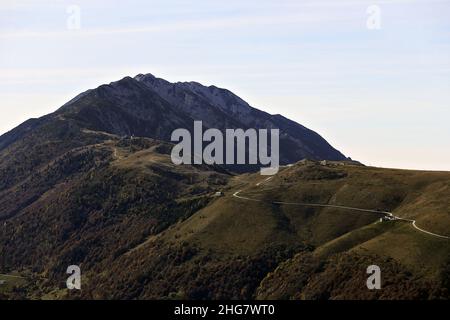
[0,74,347,167]
[10,74,446,300]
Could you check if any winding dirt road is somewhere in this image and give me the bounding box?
[232,174,450,240]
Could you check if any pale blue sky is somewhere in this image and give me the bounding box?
[1,0,449,170]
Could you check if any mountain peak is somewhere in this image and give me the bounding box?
[1,73,348,167]
[134,73,156,81]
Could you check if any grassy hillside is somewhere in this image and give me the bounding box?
[1,147,449,299]
[244,162,450,299]
[0,133,231,299]
[78,161,450,299]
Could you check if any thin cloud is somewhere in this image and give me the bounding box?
[0,11,355,39]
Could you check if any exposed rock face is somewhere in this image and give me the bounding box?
[133,73,348,163]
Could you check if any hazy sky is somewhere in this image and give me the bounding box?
[1,0,449,170]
